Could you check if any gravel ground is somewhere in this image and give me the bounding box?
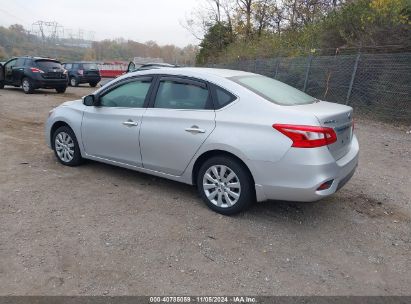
[0,85,410,296]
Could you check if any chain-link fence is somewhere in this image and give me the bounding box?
[208,53,411,124]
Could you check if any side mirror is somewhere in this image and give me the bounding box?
[127,61,135,73]
[83,94,95,106]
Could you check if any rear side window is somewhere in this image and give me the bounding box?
[154,80,210,110]
[230,75,315,106]
[16,58,25,66]
[213,86,236,109]
[82,63,98,70]
[35,60,62,70]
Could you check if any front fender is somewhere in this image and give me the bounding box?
[45,105,85,155]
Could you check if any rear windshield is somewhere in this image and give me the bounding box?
[35,60,62,70]
[230,75,315,105]
[82,63,98,70]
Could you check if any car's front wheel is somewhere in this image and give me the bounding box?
[197,156,254,215]
[0,81,4,89]
[53,126,83,166]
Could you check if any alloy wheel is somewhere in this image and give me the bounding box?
[22,80,30,92]
[55,131,75,163]
[202,165,241,208]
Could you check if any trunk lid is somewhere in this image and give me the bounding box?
[293,101,354,160]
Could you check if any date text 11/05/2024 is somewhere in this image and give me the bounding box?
[149,296,257,303]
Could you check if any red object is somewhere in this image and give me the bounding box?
[30,67,44,73]
[273,124,337,148]
[317,180,333,191]
[98,61,128,78]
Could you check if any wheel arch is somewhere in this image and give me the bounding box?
[50,121,72,148]
[191,149,256,188]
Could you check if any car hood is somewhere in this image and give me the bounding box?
[61,99,83,108]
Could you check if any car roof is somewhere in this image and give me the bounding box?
[129,67,254,79]
[63,61,97,64]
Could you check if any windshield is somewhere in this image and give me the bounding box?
[82,63,98,70]
[35,60,62,70]
[230,75,315,106]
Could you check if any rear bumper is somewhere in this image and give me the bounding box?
[33,78,68,89]
[253,135,359,202]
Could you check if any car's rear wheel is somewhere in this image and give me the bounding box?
[56,87,66,93]
[197,156,254,215]
[70,77,79,87]
[22,78,34,94]
[89,82,98,87]
[53,126,83,166]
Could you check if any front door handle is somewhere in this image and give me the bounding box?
[122,120,138,127]
[185,126,206,134]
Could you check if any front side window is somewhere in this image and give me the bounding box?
[154,80,210,110]
[65,63,73,69]
[5,59,17,75]
[230,75,315,106]
[100,78,152,108]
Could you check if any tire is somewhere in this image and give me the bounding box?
[52,126,83,167]
[89,82,98,87]
[0,81,4,89]
[197,156,255,215]
[22,77,34,94]
[56,87,66,93]
[69,77,79,87]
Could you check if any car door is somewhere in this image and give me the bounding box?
[4,58,17,84]
[12,58,26,85]
[140,76,216,176]
[81,76,153,167]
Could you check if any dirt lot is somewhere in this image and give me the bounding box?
[0,85,410,296]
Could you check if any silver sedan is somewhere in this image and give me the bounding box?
[45,68,359,215]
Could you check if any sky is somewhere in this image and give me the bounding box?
[0,0,201,47]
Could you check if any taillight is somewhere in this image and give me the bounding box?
[273,124,337,148]
[78,69,84,76]
[30,67,44,73]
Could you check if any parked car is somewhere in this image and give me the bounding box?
[126,62,178,73]
[0,56,68,94]
[45,68,359,215]
[62,62,101,87]
[100,62,178,87]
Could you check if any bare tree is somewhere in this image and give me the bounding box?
[236,0,254,39]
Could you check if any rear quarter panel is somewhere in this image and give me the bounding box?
[182,77,321,184]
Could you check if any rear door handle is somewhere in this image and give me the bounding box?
[185,126,206,134]
[123,120,138,127]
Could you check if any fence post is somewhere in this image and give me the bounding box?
[274,58,280,79]
[346,53,361,105]
[303,55,313,92]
